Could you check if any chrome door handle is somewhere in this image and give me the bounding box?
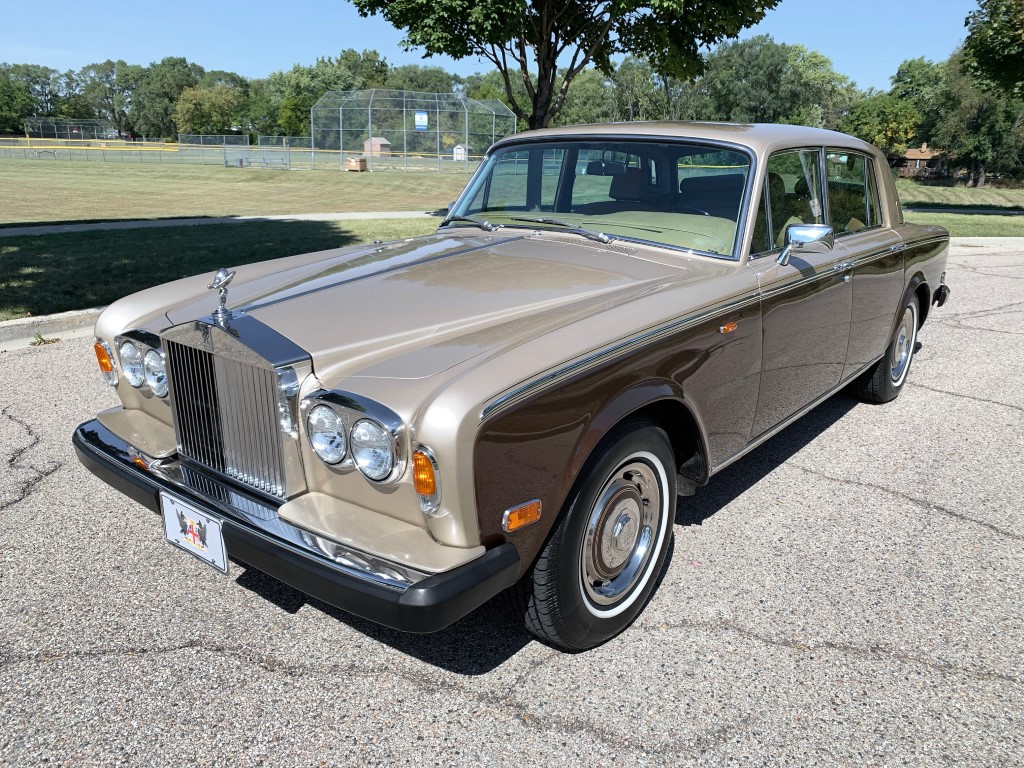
[842,274,851,282]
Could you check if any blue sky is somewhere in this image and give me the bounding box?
[0,0,977,91]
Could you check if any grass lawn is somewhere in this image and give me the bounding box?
[0,218,438,321]
[896,179,1024,210]
[902,211,1024,237]
[0,159,469,225]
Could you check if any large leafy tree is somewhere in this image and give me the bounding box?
[934,48,1024,187]
[173,85,244,134]
[131,57,204,138]
[889,57,946,144]
[841,93,919,156]
[0,72,35,133]
[347,0,781,129]
[80,60,144,134]
[963,0,1024,95]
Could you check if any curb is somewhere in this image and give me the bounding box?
[0,307,103,348]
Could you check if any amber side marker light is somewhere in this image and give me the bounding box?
[412,451,437,496]
[719,321,738,334]
[94,340,118,386]
[94,342,113,372]
[503,499,542,533]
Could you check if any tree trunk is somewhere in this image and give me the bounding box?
[977,161,987,188]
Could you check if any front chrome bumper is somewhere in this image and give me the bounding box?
[73,419,520,633]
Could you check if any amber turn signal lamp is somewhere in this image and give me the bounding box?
[719,321,738,334]
[502,499,542,533]
[412,451,437,496]
[94,341,114,372]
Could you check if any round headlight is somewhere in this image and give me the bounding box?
[350,419,395,481]
[307,405,346,465]
[143,349,168,397]
[118,342,144,387]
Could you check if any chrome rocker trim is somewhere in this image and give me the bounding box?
[72,419,520,633]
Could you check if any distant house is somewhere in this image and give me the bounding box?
[453,144,472,161]
[363,137,391,158]
[896,143,947,178]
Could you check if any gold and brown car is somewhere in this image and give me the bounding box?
[74,123,951,651]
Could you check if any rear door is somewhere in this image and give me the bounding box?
[824,149,905,379]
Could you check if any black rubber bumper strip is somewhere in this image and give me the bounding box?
[72,421,521,634]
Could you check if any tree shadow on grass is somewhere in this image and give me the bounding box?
[0,220,368,321]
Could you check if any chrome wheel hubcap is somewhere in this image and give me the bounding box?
[890,306,915,384]
[582,460,661,606]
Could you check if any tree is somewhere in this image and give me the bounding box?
[131,57,204,138]
[611,57,659,121]
[347,0,781,129]
[933,49,1024,187]
[173,85,243,134]
[841,93,919,156]
[554,68,617,125]
[964,0,1024,95]
[889,57,946,144]
[385,64,457,93]
[0,73,34,133]
[80,60,144,134]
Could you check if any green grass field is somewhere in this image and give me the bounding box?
[902,211,1024,236]
[0,159,469,224]
[895,179,1024,209]
[0,218,437,321]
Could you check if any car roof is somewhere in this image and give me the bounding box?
[492,121,880,157]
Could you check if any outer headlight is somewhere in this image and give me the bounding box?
[307,405,346,465]
[143,349,168,397]
[350,419,395,481]
[118,342,144,387]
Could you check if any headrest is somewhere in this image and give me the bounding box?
[679,173,745,194]
[609,168,646,200]
[585,160,626,176]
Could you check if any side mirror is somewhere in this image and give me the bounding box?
[777,224,834,266]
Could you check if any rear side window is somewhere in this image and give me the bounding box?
[826,150,880,234]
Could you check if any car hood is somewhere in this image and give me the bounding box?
[164,231,709,381]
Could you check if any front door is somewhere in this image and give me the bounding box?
[746,148,853,438]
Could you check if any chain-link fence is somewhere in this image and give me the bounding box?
[311,89,516,173]
[24,117,117,140]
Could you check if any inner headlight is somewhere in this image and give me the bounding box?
[143,349,168,397]
[118,342,144,387]
[350,419,395,481]
[308,405,346,464]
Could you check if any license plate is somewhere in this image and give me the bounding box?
[160,492,228,574]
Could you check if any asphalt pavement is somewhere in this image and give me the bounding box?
[1,239,1022,766]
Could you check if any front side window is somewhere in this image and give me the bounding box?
[453,139,752,257]
[826,150,879,235]
[750,148,824,254]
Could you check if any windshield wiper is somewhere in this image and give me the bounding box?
[508,216,616,244]
[442,215,502,232]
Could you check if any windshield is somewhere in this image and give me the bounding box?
[447,139,751,257]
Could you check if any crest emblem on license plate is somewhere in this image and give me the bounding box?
[176,509,208,551]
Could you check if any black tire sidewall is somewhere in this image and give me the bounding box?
[545,420,676,650]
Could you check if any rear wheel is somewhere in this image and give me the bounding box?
[512,420,676,651]
[857,295,919,404]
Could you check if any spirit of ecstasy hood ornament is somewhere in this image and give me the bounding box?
[208,267,236,324]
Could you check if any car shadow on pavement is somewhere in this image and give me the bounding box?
[236,390,861,675]
[235,566,531,674]
[676,391,860,527]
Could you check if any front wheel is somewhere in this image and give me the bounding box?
[857,295,919,404]
[512,420,676,651]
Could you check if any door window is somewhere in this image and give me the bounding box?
[826,150,877,234]
[750,148,824,254]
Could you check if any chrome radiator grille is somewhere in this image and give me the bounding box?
[165,339,287,498]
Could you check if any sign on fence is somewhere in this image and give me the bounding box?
[414,111,429,131]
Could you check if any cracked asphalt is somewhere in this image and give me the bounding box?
[1,238,1022,767]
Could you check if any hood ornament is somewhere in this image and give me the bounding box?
[208,267,235,325]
